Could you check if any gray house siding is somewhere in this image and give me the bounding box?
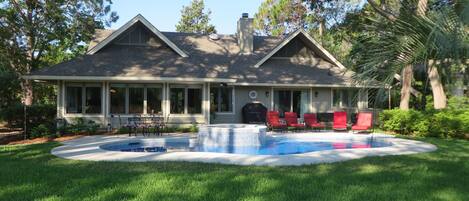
[211,86,272,124]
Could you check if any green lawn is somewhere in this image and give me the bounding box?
[1,137,468,201]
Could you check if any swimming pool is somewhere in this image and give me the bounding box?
[99,135,391,155]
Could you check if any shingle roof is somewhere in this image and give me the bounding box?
[29,29,356,86]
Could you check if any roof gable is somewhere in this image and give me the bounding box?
[254,30,346,69]
[87,14,188,57]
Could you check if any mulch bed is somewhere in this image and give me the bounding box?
[4,135,86,145]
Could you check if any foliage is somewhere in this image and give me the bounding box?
[30,124,52,139]
[175,0,216,34]
[253,0,309,36]
[0,68,21,109]
[0,0,118,104]
[0,103,56,136]
[67,118,100,135]
[1,138,469,200]
[380,97,469,138]
[352,1,469,109]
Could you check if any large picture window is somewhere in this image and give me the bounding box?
[110,87,126,114]
[65,84,102,114]
[66,86,83,114]
[147,88,162,114]
[170,86,202,114]
[129,87,144,114]
[85,87,102,114]
[274,90,309,117]
[332,89,359,108]
[170,88,185,114]
[109,84,162,115]
[210,87,233,113]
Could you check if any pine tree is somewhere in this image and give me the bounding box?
[176,0,216,34]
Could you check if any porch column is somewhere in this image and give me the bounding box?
[204,83,210,124]
[56,80,63,119]
[162,83,169,118]
[102,81,107,125]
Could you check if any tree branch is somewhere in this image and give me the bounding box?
[367,0,397,21]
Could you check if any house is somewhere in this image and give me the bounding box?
[23,14,377,128]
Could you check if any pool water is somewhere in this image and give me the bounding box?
[100,136,391,155]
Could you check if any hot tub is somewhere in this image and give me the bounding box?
[197,124,267,146]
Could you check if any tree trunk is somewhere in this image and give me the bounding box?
[21,79,33,106]
[318,18,325,43]
[400,65,413,110]
[427,61,446,109]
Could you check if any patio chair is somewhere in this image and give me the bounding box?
[284,112,305,131]
[333,111,348,131]
[351,112,373,133]
[266,111,287,131]
[304,113,325,131]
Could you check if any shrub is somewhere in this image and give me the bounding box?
[30,124,52,139]
[67,118,100,135]
[0,103,56,138]
[117,127,130,134]
[379,109,416,135]
[380,102,469,139]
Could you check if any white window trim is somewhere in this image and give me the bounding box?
[273,89,310,114]
[64,83,103,116]
[211,86,235,115]
[108,84,164,115]
[331,88,360,109]
[169,85,203,115]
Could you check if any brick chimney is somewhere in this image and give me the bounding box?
[237,13,253,54]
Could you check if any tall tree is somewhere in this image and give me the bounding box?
[0,0,118,105]
[176,0,216,34]
[353,0,468,110]
[253,0,308,36]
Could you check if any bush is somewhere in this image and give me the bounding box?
[0,103,56,138]
[30,124,52,139]
[379,109,422,135]
[380,98,469,139]
[67,118,100,135]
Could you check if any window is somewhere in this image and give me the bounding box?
[66,86,82,114]
[187,88,202,114]
[129,88,144,114]
[109,84,162,115]
[170,88,185,114]
[210,87,233,113]
[65,84,102,114]
[85,87,102,114]
[147,88,162,114]
[170,86,203,114]
[274,90,310,117]
[332,89,359,108]
[110,87,126,114]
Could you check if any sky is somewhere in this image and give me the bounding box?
[110,0,264,34]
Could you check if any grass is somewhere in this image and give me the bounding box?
[0,137,468,201]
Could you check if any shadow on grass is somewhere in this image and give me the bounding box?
[0,138,468,201]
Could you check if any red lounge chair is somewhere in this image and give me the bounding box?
[284,112,305,130]
[333,111,348,131]
[352,112,373,132]
[266,111,287,131]
[304,113,325,130]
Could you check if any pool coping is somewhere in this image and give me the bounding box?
[51,133,437,166]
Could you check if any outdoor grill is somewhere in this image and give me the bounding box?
[242,102,267,124]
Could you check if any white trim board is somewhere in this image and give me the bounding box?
[254,29,346,69]
[87,14,188,57]
[22,75,236,83]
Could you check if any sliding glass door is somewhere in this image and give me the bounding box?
[274,89,310,117]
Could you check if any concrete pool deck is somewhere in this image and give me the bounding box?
[51,132,437,166]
